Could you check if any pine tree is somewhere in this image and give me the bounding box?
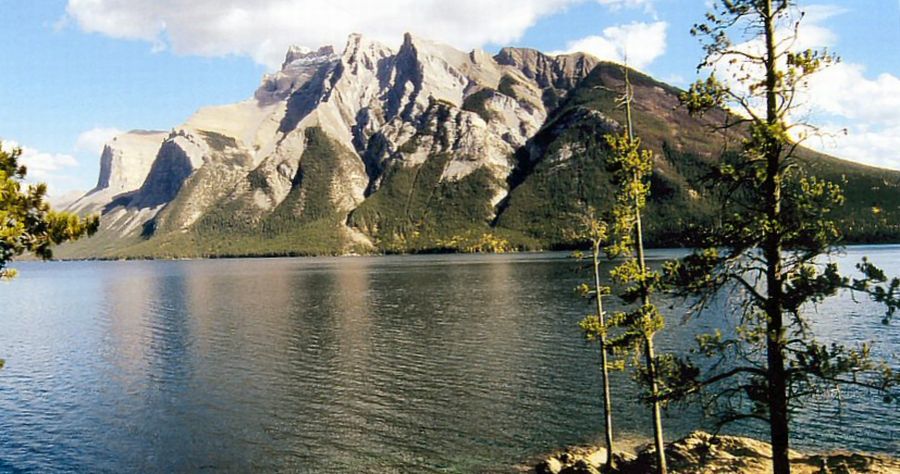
[1,142,98,280]
[669,2,900,473]
[603,66,668,474]
[573,208,617,472]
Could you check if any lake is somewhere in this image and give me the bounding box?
[1,247,898,472]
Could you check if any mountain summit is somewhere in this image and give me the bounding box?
[61,34,900,257]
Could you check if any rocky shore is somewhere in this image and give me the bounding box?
[529,431,900,474]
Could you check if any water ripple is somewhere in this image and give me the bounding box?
[0,250,898,471]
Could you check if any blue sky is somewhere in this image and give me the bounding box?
[1,0,899,195]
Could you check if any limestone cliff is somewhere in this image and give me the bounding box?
[67,130,167,215]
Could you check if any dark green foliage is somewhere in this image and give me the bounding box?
[349,148,501,252]
[462,88,500,123]
[1,142,98,279]
[797,151,900,242]
[495,63,728,248]
[109,127,354,258]
[496,108,716,247]
[497,75,520,99]
[193,191,259,235]
[552,65,690,152]
[346,99,511,253]
[91,217,346,259]
[247,168,270,191]
[496,61,900,249]
[151,154,250,236]
[269,127,344,225]
[199,131,238,152]
[496,139,617,247]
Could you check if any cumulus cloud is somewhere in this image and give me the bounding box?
[75,127,123,156]
[791,22,900,170]
[554,21,668,70]
[803,64,900,170]
[595,0,655,14]
[20,149,79,176]
[813,125,900,171]
[701,4,900,170]
[1,141,81,193]
[65,0,580,69]
[806,65,900,125]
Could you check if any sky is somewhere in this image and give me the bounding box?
[1,0,899,196]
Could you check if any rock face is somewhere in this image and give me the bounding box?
[255,45,339,104]
[495,47,598,109]
[67,130,167,215]
[96,131,168,194]
[131,130,208,209]
[60,33,900,258]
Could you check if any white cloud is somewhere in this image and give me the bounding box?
[1,141,82,194]
[788,6,900,170]
[806,65,900,125]
[75,127,123,156]
[554,21,668,70]
[811,125,900,171]
[702,4,900,170]
[595,0,653,11]
[18,149,79,181]
[802,64,900,169]
[65,0,581,69]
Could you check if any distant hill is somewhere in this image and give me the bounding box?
[58,34,900,258]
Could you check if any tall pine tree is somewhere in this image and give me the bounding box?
[574,208,617,472]
[670,2,900,473]
[603,66,669,474]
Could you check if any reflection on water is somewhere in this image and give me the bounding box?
[0,248,898,472]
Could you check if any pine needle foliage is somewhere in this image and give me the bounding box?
[1,142,98,280]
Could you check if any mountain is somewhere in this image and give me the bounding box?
[58,34,900,258]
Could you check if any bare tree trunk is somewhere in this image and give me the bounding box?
[636,209,666,474]
[592,243,616,471]
[762,1,791,473]
[644,335,667,474]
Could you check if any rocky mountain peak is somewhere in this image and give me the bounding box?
[128,129,210,210]
[400,33,467,62]
[495,47,598,91]
[282,45,310,67]
[288,45,336,66]
[339,33,395,75]
[256,45,339,104]
[391,32,505,113]
[95,131,166,193]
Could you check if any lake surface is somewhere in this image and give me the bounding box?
[1,247,898,472]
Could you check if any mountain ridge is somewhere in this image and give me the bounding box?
[57,33,900,258]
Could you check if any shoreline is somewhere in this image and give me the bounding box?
[526,431,900,474]
[43,242,900,264]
